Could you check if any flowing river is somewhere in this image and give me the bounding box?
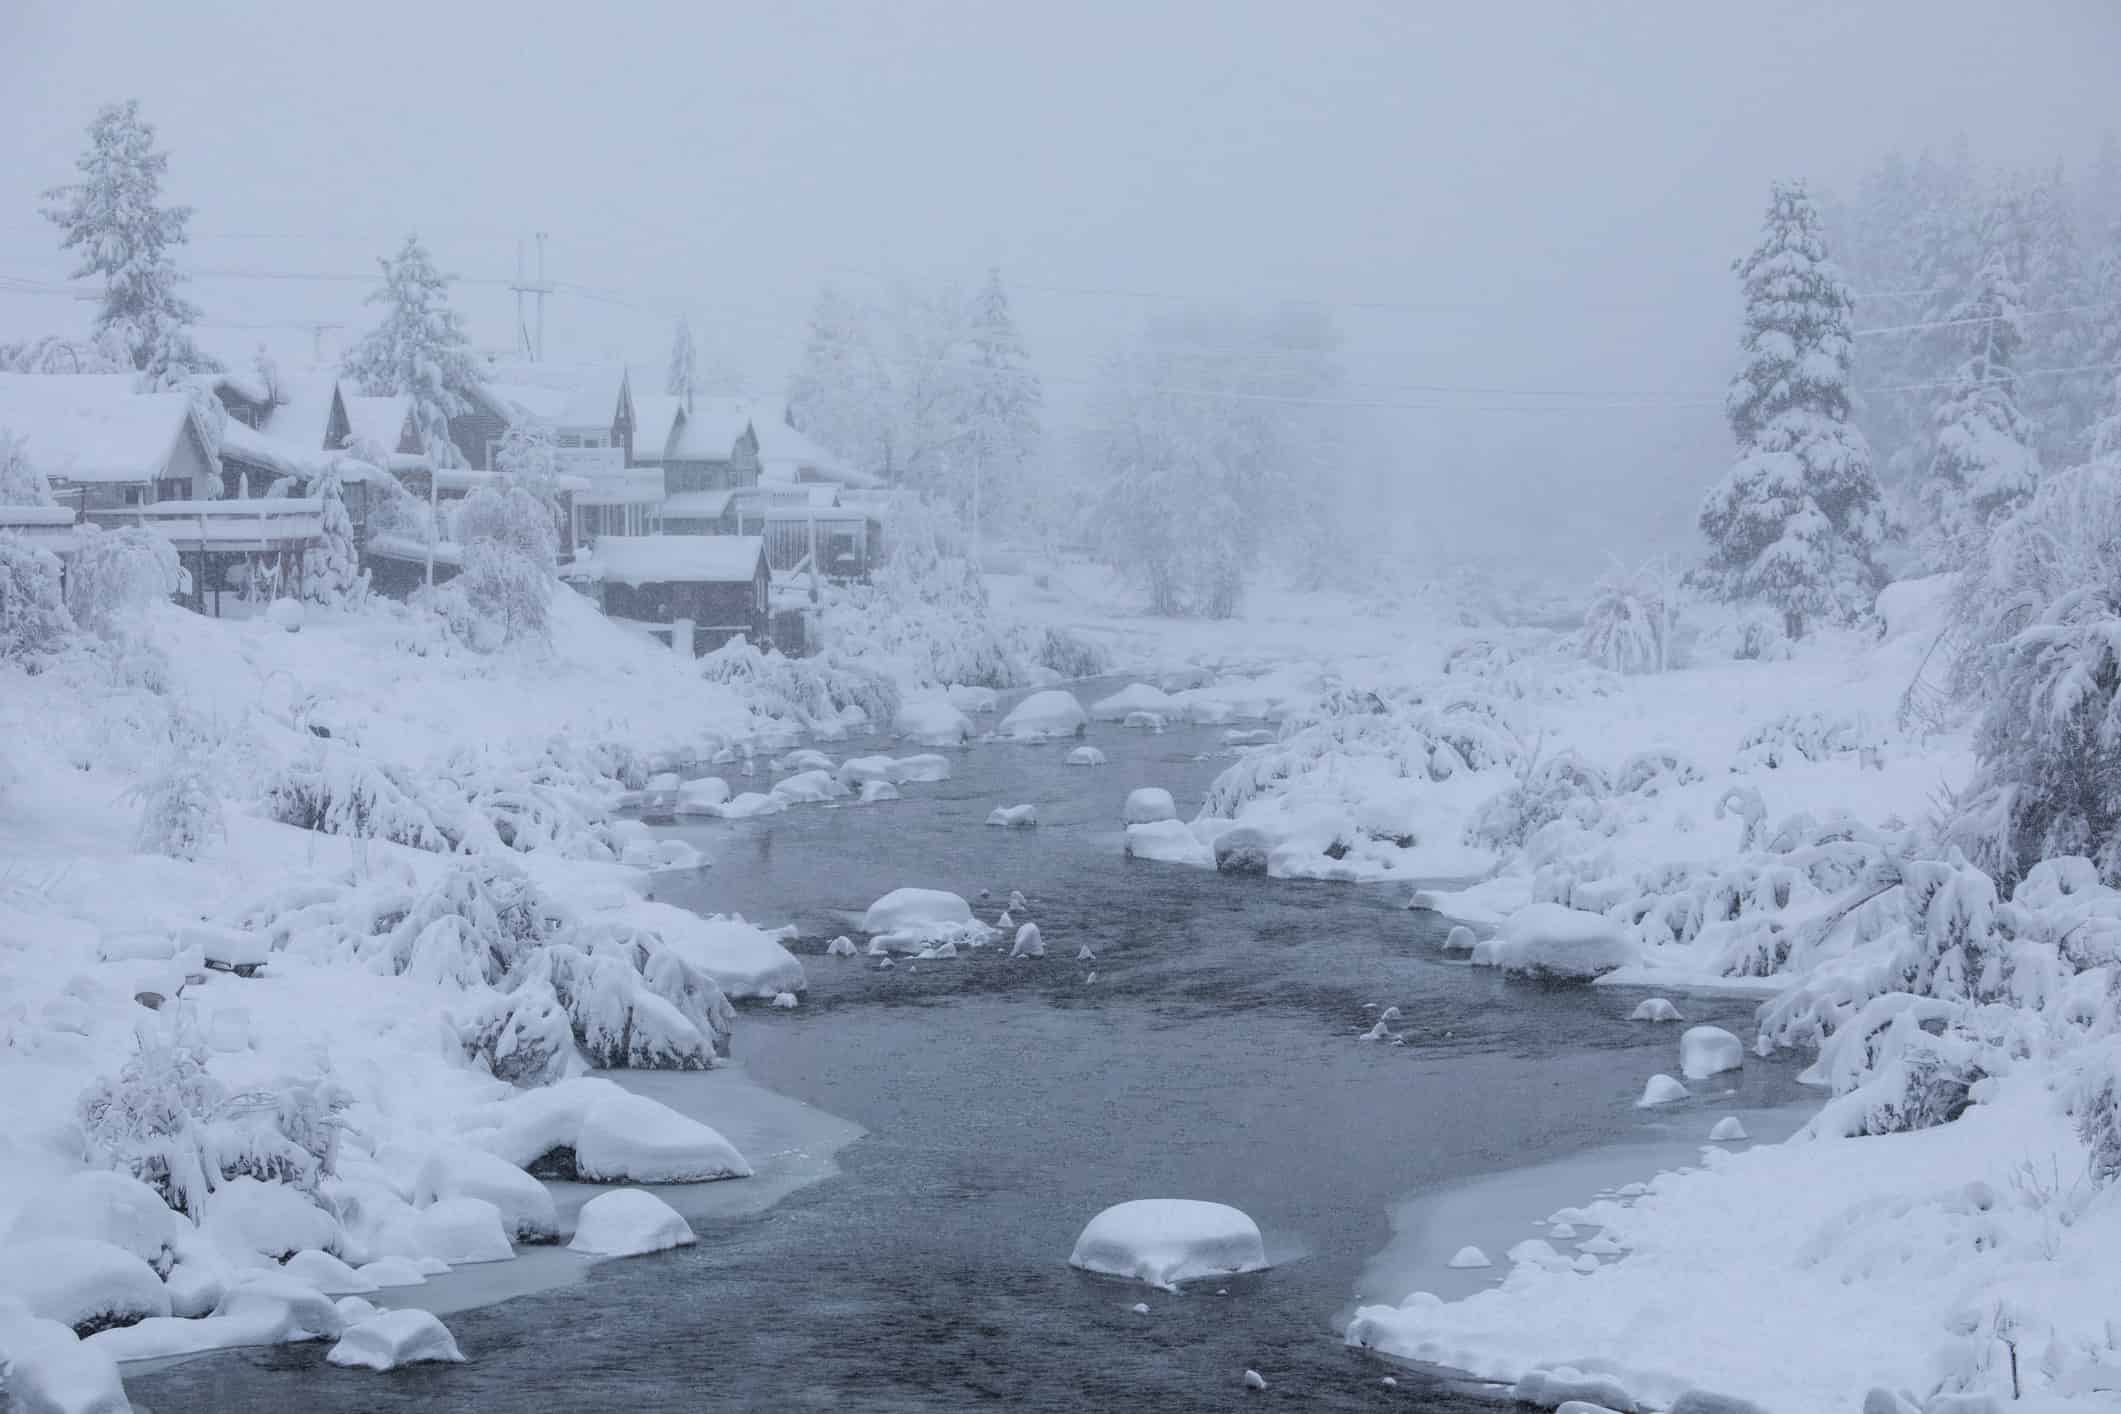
[131,683,1811,1412]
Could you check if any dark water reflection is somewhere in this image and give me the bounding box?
[133,686,1805,1412]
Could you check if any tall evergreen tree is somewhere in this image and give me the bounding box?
[1919,241,2041,565]
[667,316,697,411]
[343,235,480,470]
[2083,218,2121,463]
[2010,168,2097,465]
[958,268,1043,537]
[1697,180,1885,637]
[787,285,897,479]
[42,100,216,387]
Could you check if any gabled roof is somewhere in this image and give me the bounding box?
[668,399,754,461]
[631,394,685,463]
[661,490,732,520]
[590,534,766,587]
[345,395,416,455]
[477,360,629,432]
[259,368,347,451]
[0,375,213,485]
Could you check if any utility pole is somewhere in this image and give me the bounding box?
[508,233,554,362]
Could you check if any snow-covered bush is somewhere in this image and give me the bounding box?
[697,637,901,733]
[1016,624,1112,680]
[1733,711,1868,771]
[363,468,434,544]
[0,532,75,661]
[0,426,55,504]
[1578,559,1681,674]
[299,460,366,607]
[447,483,555,650]
[1465,750,1610,853]
[818,501,1026,689]
[264,742,446,851]
[65,525,181,635]
[75,1043,222,1218]
[373,855,567,987]
[126,756,225,860]
[460,983,577,1086]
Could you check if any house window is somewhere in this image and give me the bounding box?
[558,435,582,449]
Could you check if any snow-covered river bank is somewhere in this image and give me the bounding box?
[127,696,1810,1411]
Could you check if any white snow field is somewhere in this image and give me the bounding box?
[1068,1199,1270,1290]
[325,1307,466,1371]
[996,689,1088,741]
[568,1189,697,1257]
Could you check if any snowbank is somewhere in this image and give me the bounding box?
[1090,683,1178,721]
[414,1146,559,1243]
[996,690,1087,741]
[1068,1200,1269,1290]
[1471,905,1638,980]
[3,1238,169,1333]
[568,1189,696,1257]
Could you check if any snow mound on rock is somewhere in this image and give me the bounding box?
[1630,997,1684,1022]
[327,1307,466,1371]
[1124,820,1216,869]
[1122,711,1166,732]
[860,887,992,951]
[997,690,1087,741]
[1447,1245,1492,1269]
[893,754,952,783]
[1009,923,1045,958]
[771,769,848,805]
[3,1172,181,1276]
[1708,1116,1749,1142]
[1636,1074,1689,1107]
[475,1077,752,1183]
[675,777,732,815]
[1066,746,1107,766]
[858,779,900,803]
[415,1145,559,1242]
[399,1197,512,1265]
[1068,1199,1269,1290]
[1472,904,1637,980]
[4,1238,170,1333]
[987,804,1038,828]
[896,697,974,746]
[836,754,896,786]
[569,1189,697,1257]
[202,1177,339,1260]
[1442,925,1478,952]
[826,935,858,957]
[1091,683,1178,721]
[0,1317,131,1414]
[1122,787,1177,824]
[947,683,999,714]
[283,1250,377,1296]
[1679,1026,1744,1081]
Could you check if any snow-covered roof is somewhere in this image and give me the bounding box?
[0,375,209,484]
[589,534,766,586]
[259,368,344,451]
[477,360,628,432]
[218,418,320,480]
[668,400,753,461]
[661,490,732,519]
[433,467,592,495]
[185,370,274,409]
[344,395,413,455]
[631,395,684,463]
[761,503,873,524]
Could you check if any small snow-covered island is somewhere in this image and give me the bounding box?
[3,12,2119,1413]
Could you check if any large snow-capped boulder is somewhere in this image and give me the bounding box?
[634,903,805,999]
[3,1172,181,1276]
[893,754,953,783]
[896,698,975,746]
[282,1250,376,1297]
[836,755,896,787]
[327,1307,466,1371]
[1213,826,1275,876]
[946,684,999,714]
[859,887,992,951]
[997,690,1088,741]
[414,1145,559,1243]
[1124,820,1216,869]
[3,1238,170,1334]
[1637,1074,1689,1107]
[770,769,847,805]
[1122,787,1177,825]
[1679,1025,1745,1080]
[476,1078,752,1184]
[1009,923,1045,958]
[1065,746,1107,767]
[1473,904,1637,981]
[987,804,1038,828]
[716,791,786,820]
[209,1269,348,1343]
[403,1198,513,1265]
[0,1317,132,1414]
[201,1177,339,1260]
[674,777,731,815]
[1091,683,1179,721]
[1630,997,1684,1022]
[568,1189,696,1257]
[1068,1200,1269,1290]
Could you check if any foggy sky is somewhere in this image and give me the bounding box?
[1,0,2115,574]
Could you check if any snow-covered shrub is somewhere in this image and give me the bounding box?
[299,460,366,607]
[1614,748,1703,796]
[373,856,567,987]
[1733,711,1868,771]
[264,742,446,851]
[1465,750,1611,853]
[427,739,626,860]
[65,525,181,635]
[460,983,576,1086]
[2079,1055,2121,1185]
[0,426,55,504]
[363,468,434,544]
[1578,559,1682,674]
[698,637,901,733]
[507,945,710,1070]
[818,502,1026,689]
[1016,624,1112,680]
[0,532,75,661]
[126,756,225,860]
[446,483,555,649]
[75,1042,222,1218]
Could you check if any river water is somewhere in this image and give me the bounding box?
[131,684,1810,1413]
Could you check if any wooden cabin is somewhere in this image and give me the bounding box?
[589,534,770,652]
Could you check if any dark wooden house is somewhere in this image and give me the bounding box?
[591,534,770,652]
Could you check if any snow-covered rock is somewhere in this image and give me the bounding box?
[401,1197,513,1265]
[208,1270,347,1343]
[836,755,896,787]
[3,1238,170,1333]
[1630,997,1684,1022]
[1121,710,1167,732]
[674,776,731,815]
[1009,923,1044,958]
[1244,1369,1267,1391]
[188,923,268,972]
[893,754,952,783]
[1636,1074,1689,1107]
[859,887,991,951]
[997,690,1087,741]
[1447,1245,1492,1269]
[986,804,1038,828]
[1124,820,1216,869]
[1223,728,1274,746]
[1708,1116,1749,1142]
[1065,746,1107,766]
[282,1250,377,1296]
[1442,925,1477,953]
[1068,1199,1269,1289]
[354,1258,431,1289]
[716,791,786,820]
[1679,1026,1744,1081]
[915,940,960,960]
[774,748,835,773]
[771,769,847,805]
[857,779,900,803]
[267,598,304,633]
[825,935,858,957]
[896,698,974,746]
[1513,1367,1642,1412]
[1091,683,1178,721]
[1212,826,1274,875]
[415,1145,559,1243]
[771,990,798,1008]
[477,1077,752,1183]
[3,1172,181,1276]
[946,683,999,714]
[568,1189,697,1257]
[1472,904,1637,980]
[0,1317,131,1414]
[1122,787,1177,824]
[201,1177,338,1260]
[326,1307,465,1371]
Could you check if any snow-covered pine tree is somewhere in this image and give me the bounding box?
[2010,168,2097,466]
[787,285,895,479]
[343,235,480,469]
[1917,241,2041,567]
[2085,219,2121,463]
[958,268,1043,538]
[299,460,364,607]
[1697,180,1885,637]
[667,316,697,411]
[41,100,217,387]
[0,429,54,506]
